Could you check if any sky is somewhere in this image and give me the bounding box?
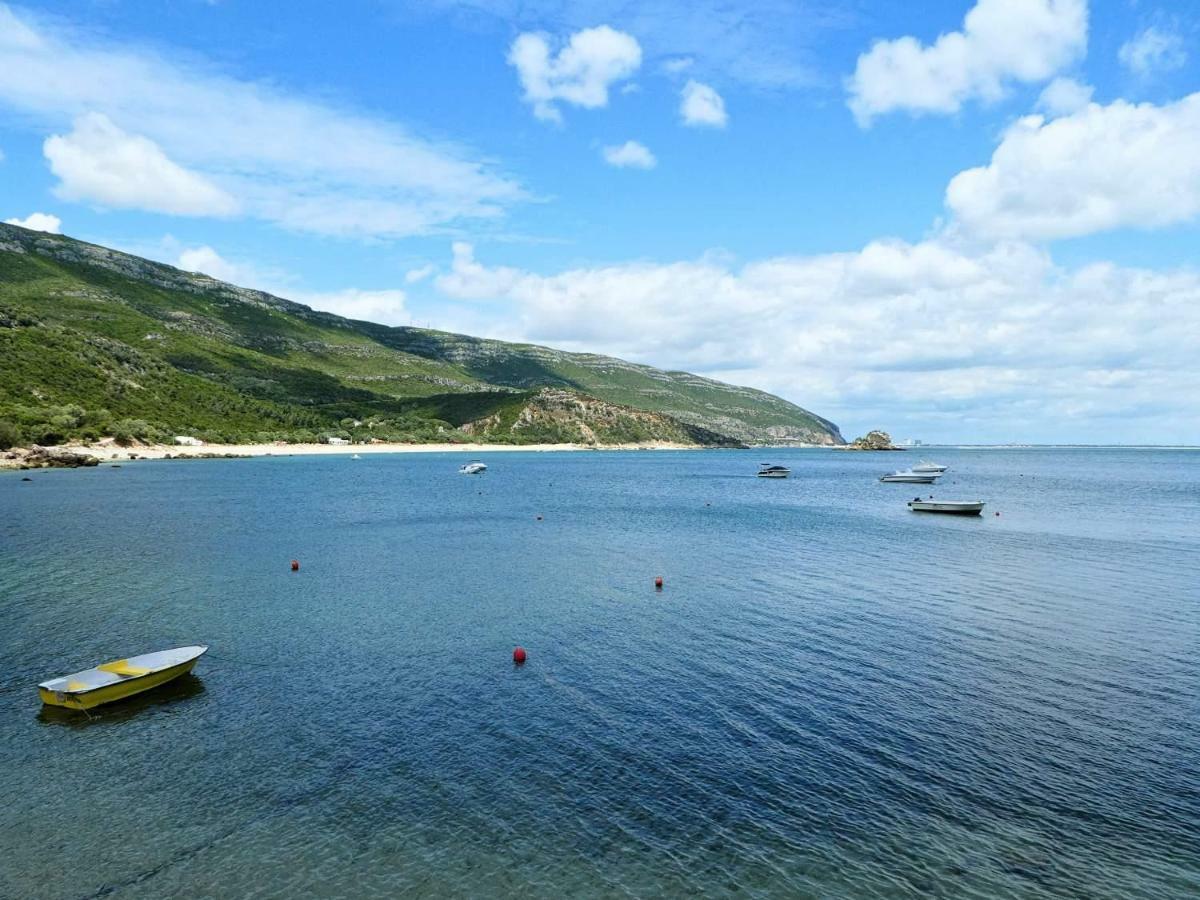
[1,0,1198,444]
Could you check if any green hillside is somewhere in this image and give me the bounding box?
[0,224,843,448]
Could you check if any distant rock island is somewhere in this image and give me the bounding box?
[840,430,905,451]
[0,222,844,450]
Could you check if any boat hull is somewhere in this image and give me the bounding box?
[39,658,201,710]
[907,501,985,516]
[881,475,940,483]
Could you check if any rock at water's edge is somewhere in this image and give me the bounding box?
[842,430,905,451]
[22,445,101,468]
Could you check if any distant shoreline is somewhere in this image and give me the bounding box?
[5,441,1196,470]
[1,439,716,468]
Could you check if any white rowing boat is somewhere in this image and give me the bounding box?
[880,470,942,483]
[907,500,985,515]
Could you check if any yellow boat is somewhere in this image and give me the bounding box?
[38,645,208,711]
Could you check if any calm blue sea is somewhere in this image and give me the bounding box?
[1,448,1198,899]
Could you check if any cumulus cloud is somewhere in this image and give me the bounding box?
[434,241,523,299]
[4,211,61,233]
[292,289,410,326]
[1036,77,1093,116]
[508,25,641,122]
[176,245,247,282]
[431,238,1200,442]
[1119,26,1187,78]
[847,0,1087,125]
[46,113,238,216]
[680,80,728,128]
[601,140,656,169]
[423,0,829,90]
[0,3,522,237]
[946,93,1200,240]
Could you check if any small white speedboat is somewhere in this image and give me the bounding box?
[757,464,791,478]
[880,470,943,483]
[911,460,948,473]
[351,454,362,460]
[459,461,487,474]
[907,499,985,515]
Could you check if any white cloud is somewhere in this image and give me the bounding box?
[405,264,436,284]
[1119,26,1187,78]
[423,0,832,90]
[293,288,410,326]
[1036,76,1093,116]
[46,113,238,216]
[602,140,656,169]
[508,25,641,122]
[434,241,523,299]
[0,3,523,237]
[176,245,247,282]
[847,0,1088,125]
[4,211,61,233]
[661,56,694,75]
[680,80,728,128]
[946,93,1200,240]
[430,239,1200,442]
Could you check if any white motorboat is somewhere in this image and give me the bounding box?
[911,460,948,473]
[880,470,943,483]
[757,464,791,478]
[907,499,985,515]
[351,453,362,460]
[459,461,487,474]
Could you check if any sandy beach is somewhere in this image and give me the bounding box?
[2,439,707,468]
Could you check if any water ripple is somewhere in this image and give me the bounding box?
[1,448,1198,898]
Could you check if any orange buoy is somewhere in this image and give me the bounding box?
[655,576,664,590]
[513,646,527,664]
[290,559,300,571]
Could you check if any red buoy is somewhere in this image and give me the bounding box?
[290,559,300,571]
[655,576,664,590]
[513,646,527,664]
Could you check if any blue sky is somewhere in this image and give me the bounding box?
[2,0,1198,443]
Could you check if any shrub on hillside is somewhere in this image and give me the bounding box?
[0,420,20,450]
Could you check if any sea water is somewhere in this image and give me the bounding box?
[1,448,1197,898]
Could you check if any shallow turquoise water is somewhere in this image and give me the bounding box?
[1,448,1198,898]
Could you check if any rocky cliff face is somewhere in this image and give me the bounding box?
[459,388,745,447]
